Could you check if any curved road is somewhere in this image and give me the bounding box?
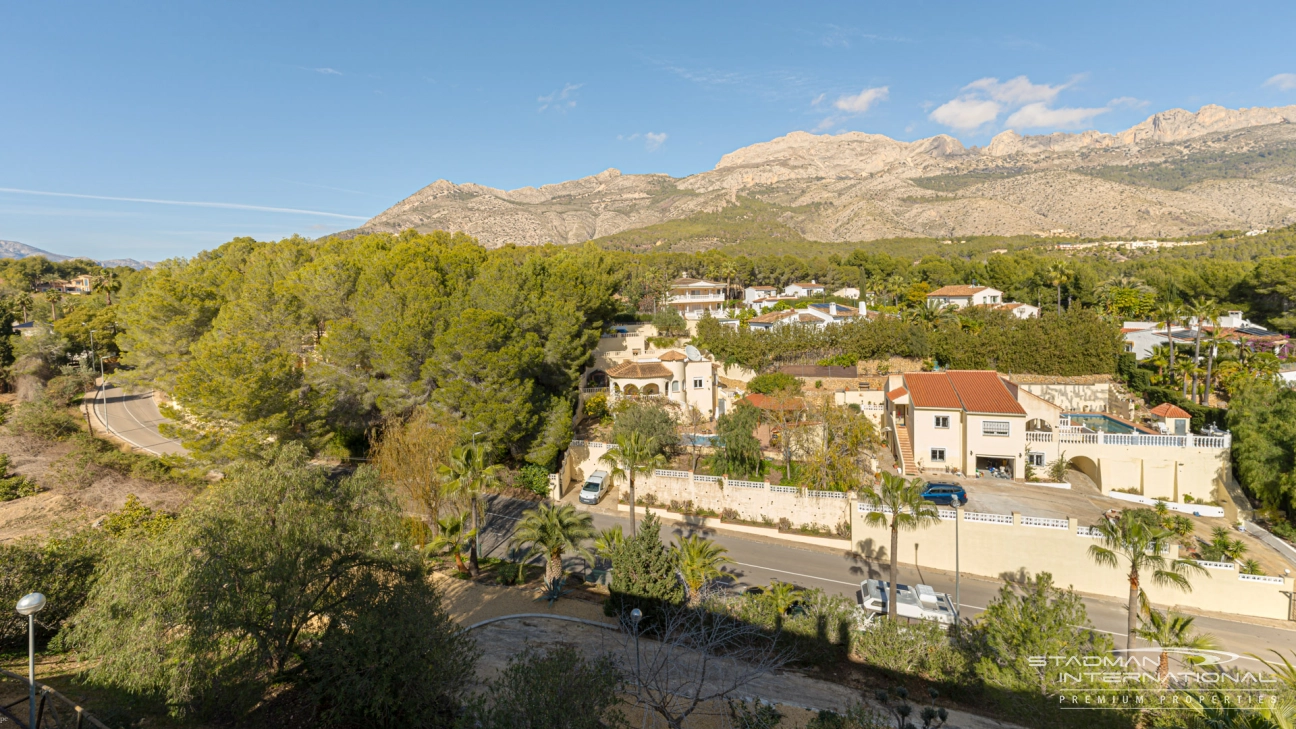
[90,383,188,456]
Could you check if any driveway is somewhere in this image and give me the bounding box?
[89,382,188,456]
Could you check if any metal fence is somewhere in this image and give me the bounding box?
[0,668,113,729]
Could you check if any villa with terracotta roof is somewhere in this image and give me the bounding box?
[604,349,728,418]
[783,280,827,298]
[664,277,729,319]
[926,285,1003,308]
[882,369,1233,504]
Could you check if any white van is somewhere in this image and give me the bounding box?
[580,470,610,505]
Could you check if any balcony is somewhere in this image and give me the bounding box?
[1024,430,1229,449]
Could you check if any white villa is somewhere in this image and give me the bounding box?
[783,280,827,298]
[926,285,1003,308]
[873,370,1231,504]
[665,278,728,319]
[747,302,863,331]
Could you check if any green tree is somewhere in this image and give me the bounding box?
[1133,608,1219,684]
[593,524,625,561]
[600,431,665,536]
[962,572,1113,693]
[1185,297,1219,403]
[1227,379,1296,515]
[675,534,732,606]
[1155,301,1184,388]
[713,401,762,478]
[746,371,800,395]
[651,308,688,337]
[440,443,503,577]
[858,472,941,619]
[512,502,597,586]
[605,513,683,622]
[611,399,679,459]
[428,511,473,574]
[467,645,626,729]
[1086,509,1208,651]
[59,445,453,720]
[1045,261,1072,314]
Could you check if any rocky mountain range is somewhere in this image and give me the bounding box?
[344,104,1296,247]
[0,240,155,269]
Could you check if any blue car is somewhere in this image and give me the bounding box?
[921,482,968,506]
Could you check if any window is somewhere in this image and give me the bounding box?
[1028,452,1045,467]
[693,378,704,389]
[934,415,950,429]
[930,448,946,463]
[982,420,1010,437]
[671,380,679,393]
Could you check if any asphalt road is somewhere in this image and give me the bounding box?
[89,382,188,456]
[480,496,1296,669]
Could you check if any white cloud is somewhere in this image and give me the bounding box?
[538,83,582,112]
[833,86,889,113]
[965,75,1068,104]
[929,97,1001,130]
[314,67,342,76]
[1264,73,1296,91]
[0,187,368,220]
[618,132,668,152]
[1004,102,1110,129]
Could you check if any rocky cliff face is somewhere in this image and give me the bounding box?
[346,104,1296,246]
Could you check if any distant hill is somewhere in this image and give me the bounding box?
[341,104,1296,250]
[0,240,154,269]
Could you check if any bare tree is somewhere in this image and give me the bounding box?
[618,594,791,729]
[371,407,458,545]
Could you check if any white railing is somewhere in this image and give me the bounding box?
[1077,525,1104,538]
[694,474,722,484]
[1239,573,1284,584]
[730,479,764,489]
[769,485,799,494]
[655,469,690,479]
[963,511,1014,525]
[572,440,614,450]
[858,503,893,514]
[936,508,958,520]
[1025,432,1053,443]
[806,490,847,499]
[1192,559,1236,571]
[1055,431,1230,450]
[1021,516,1069,530]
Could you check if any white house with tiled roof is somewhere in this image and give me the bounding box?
[783,280,826,298]
[665,278,728,319]
[926,285,1003,308]
[743,285,779,305]
[605,350,724,418]
[991,301,1040,319]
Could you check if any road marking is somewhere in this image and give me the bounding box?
[731,562,862,587]
[113,387,183,454]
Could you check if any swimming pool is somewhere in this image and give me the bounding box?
[1064,413,1136,434]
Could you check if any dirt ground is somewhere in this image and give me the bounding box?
[0,407,196,543]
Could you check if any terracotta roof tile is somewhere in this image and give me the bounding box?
[1149,403,1191,419]
[927,285,995,297]
[886,386,909,402]
[749,310,796,324]
[903,372,963,409]
[658,350,687,361]
[742,393,806,411]
[946,371,1026,415]
[607,361,673,379]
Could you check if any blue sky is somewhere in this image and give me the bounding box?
[3,1,1296,261]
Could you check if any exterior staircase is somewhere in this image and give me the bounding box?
[894,427,918,475]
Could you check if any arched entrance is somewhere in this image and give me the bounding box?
[641,383,660,396]
[623,384,640,397]
[586,370,608,388]
[1069,455,1101,490]
[1026,418,1052,432]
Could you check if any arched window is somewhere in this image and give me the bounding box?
[671,380,680,392]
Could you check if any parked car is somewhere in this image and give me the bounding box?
[921,482,967,506]
[859,579,957,625]
[579,470,610,505]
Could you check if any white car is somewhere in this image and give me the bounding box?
[580,470,610,505]
[860,579,957,625]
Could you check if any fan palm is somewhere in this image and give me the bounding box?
[439,443,504,577]
[859,472,942,619]
[676,534,732,605]
[592,524,624,562]
[1134,608,1219,684]
[427,511,474,574]
[1087,510,1208,650]
[1203,325,1226,406]
[599,431,665,536]
[511,502,597,586]
[1045,262,1073,314]
[763,580,801,614]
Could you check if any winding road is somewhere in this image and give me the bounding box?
[89,382,188,456]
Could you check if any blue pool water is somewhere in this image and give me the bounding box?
[680,433,719,446]
[1065,413,1136,434]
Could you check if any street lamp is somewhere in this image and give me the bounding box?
[630,608,642,679]
[17,593,46,729]
[471,431,484,448]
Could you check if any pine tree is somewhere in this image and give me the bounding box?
[605,512,683,624]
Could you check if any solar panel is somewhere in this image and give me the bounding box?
[1237,326,1276,336]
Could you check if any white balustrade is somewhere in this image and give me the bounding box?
[655,469,690,479]
[1239,573,1283,584]
[694,474,722,484]
[1021,516,1069,529]
[806,490,846,499]
[730,479,765,489]
[769,485,799,494]
[962,511,1014,525]
[1192,559,1237,571]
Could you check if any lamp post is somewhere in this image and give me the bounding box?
[630,608,642,680]
[471,431,484,448]
[17,593,46,729]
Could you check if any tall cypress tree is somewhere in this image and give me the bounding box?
[604,512,683,624]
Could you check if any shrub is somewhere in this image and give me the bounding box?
[45,374,94,407]
[0,473,41,501]
[0,403,11,425]
[583,392,611,424]
[0,529,105,649]
[850,616,967,680]
[747,372,800,395]
[721,508,740,520]
[604,513,684,623]
[10,400,81,440]
[516,464,550,497]
[651,308,688,337]
[612,400,680,458]
[465,645,624,729]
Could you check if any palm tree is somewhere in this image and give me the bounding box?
[1185,297,1219,400]
[1155,301,1184,388]
[511,502,597,587]
[592,525,624,562]
[599,431,665,536]
[1045,262,1072,314]
[762,580,801,614]
[439,443,503,577]
[1087,510,1208,650]
[1133,608,1219,684]
[14,292,31,321]
[1202,326,1226,406]
[859,472,942,619]
[47,291,63,321]
[427,511,474,574]
[98,270,121,305]
[676,534,732,606]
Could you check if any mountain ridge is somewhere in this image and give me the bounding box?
[344,104,1296,248]
[0,240,155,269]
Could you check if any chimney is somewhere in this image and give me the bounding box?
[830,302,838,316]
